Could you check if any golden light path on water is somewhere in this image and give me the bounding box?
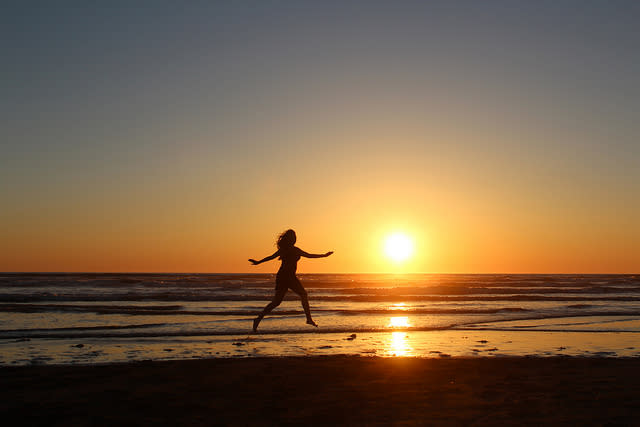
[388,315,413,356]
[389,316,410,328]
[389,332,413,357]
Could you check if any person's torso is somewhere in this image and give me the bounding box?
[277,246,300,275]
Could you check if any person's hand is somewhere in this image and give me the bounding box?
[324,251,334,257]
[248,259,259,265]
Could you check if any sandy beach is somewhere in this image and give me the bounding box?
[2,356,640,426]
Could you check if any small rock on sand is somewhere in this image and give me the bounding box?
[346,334,357,340]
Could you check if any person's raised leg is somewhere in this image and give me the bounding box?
[301,293,317,327]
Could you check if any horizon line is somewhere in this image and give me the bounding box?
[1,271,638,275]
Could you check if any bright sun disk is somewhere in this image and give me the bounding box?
[384,233,414,262]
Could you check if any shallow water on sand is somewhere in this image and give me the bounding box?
[2,328,638,366]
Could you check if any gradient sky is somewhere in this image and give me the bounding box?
[2,1,639,273]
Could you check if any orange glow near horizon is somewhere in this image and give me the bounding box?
[1,118,639,274]
[1,132,639,274]
[1,213,639,273]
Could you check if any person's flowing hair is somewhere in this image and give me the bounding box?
[277,229,296,254]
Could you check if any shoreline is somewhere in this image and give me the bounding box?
[3,328,639,365]
[3,356,640,425]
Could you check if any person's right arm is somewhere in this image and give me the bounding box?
[248,251,279,265]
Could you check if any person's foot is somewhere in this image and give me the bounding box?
[306,319,318,327]
[253,317,261,332]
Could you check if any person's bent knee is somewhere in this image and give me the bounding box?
[267,300,281,310]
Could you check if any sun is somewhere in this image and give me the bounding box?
[384,233,414,262]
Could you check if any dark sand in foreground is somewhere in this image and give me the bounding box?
[2,357,640,426]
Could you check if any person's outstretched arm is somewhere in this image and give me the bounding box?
[299,249,333,258]
[248,251,279,265]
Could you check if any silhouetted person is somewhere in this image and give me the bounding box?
[249,229,333,332]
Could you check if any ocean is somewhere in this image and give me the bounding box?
[1,273,639,364]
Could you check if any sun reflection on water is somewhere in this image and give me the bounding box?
[389,331,412,356]
[389,316,410,328]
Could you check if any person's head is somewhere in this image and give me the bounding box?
[277,229,296,249]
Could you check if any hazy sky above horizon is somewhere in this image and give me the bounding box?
[2,1,639,273]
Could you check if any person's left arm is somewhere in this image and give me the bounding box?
[298,248,333,258]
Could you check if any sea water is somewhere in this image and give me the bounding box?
[1,273,639,364]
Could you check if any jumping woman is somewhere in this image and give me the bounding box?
[249,229,333,332]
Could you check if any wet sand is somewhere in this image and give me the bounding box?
[2,356,640,426]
